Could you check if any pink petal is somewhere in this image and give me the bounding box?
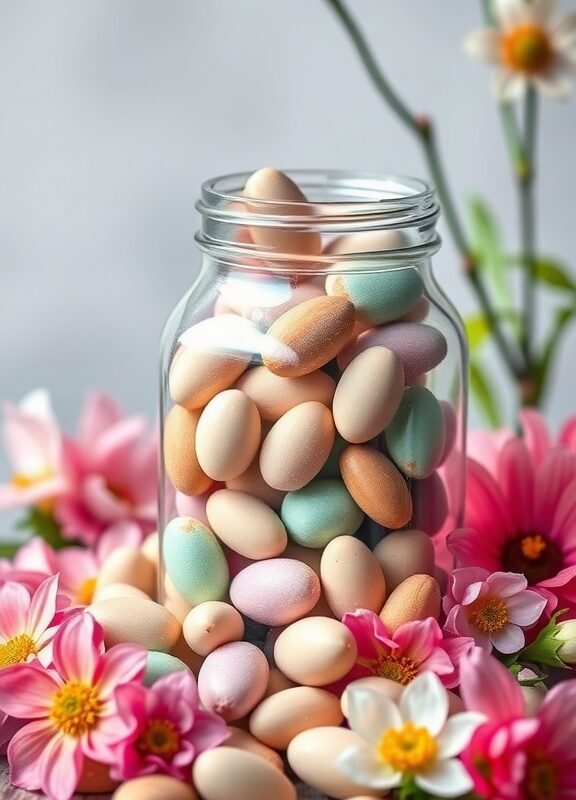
[342,610,395,661]
[0,664,60,717]
[54,495,103,546]
[393,617,441,662]
[489,624,525,654]
[92,417,147,473]
[27,574,59,640]
[459,647,524,720]
[82,474,130,523]
[461,581,488,606]
[0,582,30,639]
[448,528,503,571]
[154,670,200,711]
[519,408,551,466]
[549,477,576,550]
[0,479,66,510]
[41,731,83,800]
[56,548,98,599]
[2,400,61,476]
[84,709,135,759]
[95,643,147,699]
[559,416,576,452]
[466,429,512,477]
[7,718,55,791]
[506,590,547,626]
[77,393,123,449]
[448,568,490,604]
[13,538,58,574]
[465,459,515,537]
[538,681,576,758]
[52,612,100,683]
[535,450,576,537]
[95,523,143,562]
[188,709,229,750]
[497,439,534,533]
[485,571,528,597]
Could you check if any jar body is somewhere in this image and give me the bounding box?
[158,171,467,715]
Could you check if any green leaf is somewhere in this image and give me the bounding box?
[0,542,21,559]
[468,196,510,308]
[465,314,491,352]
[17,508,81,550]
[509,254,576,294]
[534,305,576,403]
[470,358,503,428]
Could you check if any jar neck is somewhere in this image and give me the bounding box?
[195,170,441,276]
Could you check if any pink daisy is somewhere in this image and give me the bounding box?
[449,436,576,614]
[111,670,228,781]
[443,568,547,654]
[341,610,469,690]
[0,611,146,800]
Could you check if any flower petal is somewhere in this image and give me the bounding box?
[0,664,59,717]
[465,459,515,537]
[7,718,55,791]
[437,712,486,758]
[27,574,59,640]
[95,643,147,699]
[494,0,531,28]
[531,0,557,24]
[77,393,123,449]
[490,623,525,654]
[498,439,534,533]
[0,582,30,640]
[52,612,100,683]
[493,68,527,101]
[337,745,402,791]
[463,28,503,63]
[41,733,83,800]
[519,409,551,466]
[400,673,448,735]
[533,70,572,97]
[459,647,524,719]
[506,590,547,626]
[415,757,474,798]
[346,687,401,743]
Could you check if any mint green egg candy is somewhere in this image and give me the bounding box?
[280,479,364,549]
[144,651,190,687]
[163,516,229,605]
[327,262,423,325]
[385,386,446,479]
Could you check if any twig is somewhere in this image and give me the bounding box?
[519,87,538,370]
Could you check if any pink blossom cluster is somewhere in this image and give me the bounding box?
[0,576,227,800]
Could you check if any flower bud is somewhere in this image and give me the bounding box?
[556,620,576,664]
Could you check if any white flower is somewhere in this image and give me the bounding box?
[464,0,576,100]
[337,673,485,798]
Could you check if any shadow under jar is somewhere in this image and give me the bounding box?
[158,168,468,727]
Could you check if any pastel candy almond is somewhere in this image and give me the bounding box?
[162,516,229,606]
[339,445,412,529]
[95,546,156,598]
[338,322,447,379]
[230,558,320,626]
[88,597,180,652]
[169,343,250,411]
[243,167,321,258]
[235,366,336,422]
[332,346,404,443]
[143,651,190,687]
[385,386,446,479]
[326,261,423,326]
[320,536,386,618]
[263,295,356,378]
[193,747,296,800]
[163,405,212,496]
[225,727,285,772]
[372,529,435,593]
[206,489,287,559]
[183,600,245,656]
[112,776,198,800]
[274,617,357,686]
[379,574,441,633]
[280,479,364,549]
[226,455,285,510]
[249,686,344,750]
[410,472,449,536]
[260,401,335,491]
[196,390,261,481]
[198,641,269,721]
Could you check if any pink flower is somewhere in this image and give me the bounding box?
[443,568,547,654]
[111,670,228,781]
[449,420,576,614]
[0,390,67,511]
[459,647,576,798]
[0,612,146,800]
[341,610,469,690]
[54,393,157,546]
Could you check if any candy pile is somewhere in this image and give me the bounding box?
[89,168,460,799]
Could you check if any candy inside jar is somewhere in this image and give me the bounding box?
[158,168,467,798]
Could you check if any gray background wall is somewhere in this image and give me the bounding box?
[1,0,575,454]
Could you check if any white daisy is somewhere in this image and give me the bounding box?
[337,672,485,798]
[464,0,576,100]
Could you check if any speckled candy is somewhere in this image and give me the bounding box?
[280,479,364,549]
[143,652,191,686]
[326,262,423,326]
[162,516,229,605]
[198,641,269,721]
[229,558,321,625]
[385,386,446,479]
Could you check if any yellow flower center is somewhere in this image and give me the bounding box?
[0,633,37,669]
[523,750,557,800]
[468,596,509,634]
[49,682,102,737]
[76,577,97,606]
[378,722,438,773]
[372,655,418,686]
[501,24,553,74]
[521,534,547,560]
[136,719,180,758]
[11,466,56,512]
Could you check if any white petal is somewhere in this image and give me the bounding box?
[490,623,526,654]
[533,71,573,97]
[337,746,402,791]
[463,28,503,63]
[437,713,486,759]
[493,68,527,100]
[531,0,557,25]
[400,673,448,736]
[19,389,56,423]
[415,758,475,798]
[506,591,547,626]
[346,688,401,744]
[494,0,531,29]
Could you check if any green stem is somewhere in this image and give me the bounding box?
[519,87,538,375]
[324,0,526,380]
[0,542,21,559]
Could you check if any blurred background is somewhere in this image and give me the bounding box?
[1,0,575,440]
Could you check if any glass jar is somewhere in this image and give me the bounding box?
[158,169,467,709]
